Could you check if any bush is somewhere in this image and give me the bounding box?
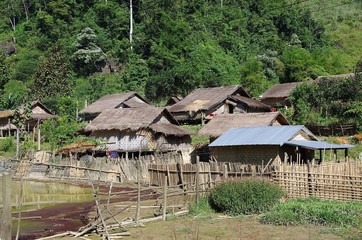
[209,179,283,215]
[261,197,362,227]
[0,137,15,152]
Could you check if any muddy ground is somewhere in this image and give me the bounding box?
[12,182,158,240]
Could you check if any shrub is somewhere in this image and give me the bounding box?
[0,137,15,152]
[261,197,362,227]
[209,179,283,215]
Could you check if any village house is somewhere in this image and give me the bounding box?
[260,73,355,109]
[199,112,289,142]
[168,85,270,124]
[0,101,57,137]
[79,91,150,122]
[209,125,353,164]
[84,107,194,162]
[259,82,302,109]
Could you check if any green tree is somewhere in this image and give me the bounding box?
[30,45,72,101]
[0,50,10,89]
[72,27,106,76]
[0,80,28,110]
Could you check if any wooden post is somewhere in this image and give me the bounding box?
[16,128,20,159]
[162,172,167,221]
[196,156,200,210]
[1,173,12,240]
[135,166,141,223]
[223,163,228,180]
[176,163,184,191]
[37,119,41,151]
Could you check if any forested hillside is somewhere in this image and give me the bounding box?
[0,0,361,116]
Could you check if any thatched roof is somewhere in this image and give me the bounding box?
[314,73,355,82]
[260,82,302,99]
[79,92,149,115]
[0,110,14,119]
[168,85,250,113]
[228,95,271,111]
[85,107,193,137]
[199,112,290,138]
[0,102,56,121]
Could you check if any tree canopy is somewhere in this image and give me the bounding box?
[0,0,360,118]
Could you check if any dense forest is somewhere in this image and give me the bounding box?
[0,0,361,126]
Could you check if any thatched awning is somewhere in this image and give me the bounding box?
[59,141,97,154]
[199,112,289,138]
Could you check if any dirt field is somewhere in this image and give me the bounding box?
[124,214,341,240]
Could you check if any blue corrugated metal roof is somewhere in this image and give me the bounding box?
[209,125,308,147]
[284,141,354,150]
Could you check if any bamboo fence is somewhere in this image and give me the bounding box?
[148,159,362,201]
[148,161,275,190]
[273,160,362,201]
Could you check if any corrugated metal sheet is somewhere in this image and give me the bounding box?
[284,141,354,150]
[209,125,308,147]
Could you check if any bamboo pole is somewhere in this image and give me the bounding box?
[162,171,167,221]
[196,156,200,210]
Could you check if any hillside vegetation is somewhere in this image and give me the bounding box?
[0,0,361,121]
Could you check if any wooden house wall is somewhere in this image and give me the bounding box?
[155,135,192,151]
[92,129,192,153]
[211,145,281,165]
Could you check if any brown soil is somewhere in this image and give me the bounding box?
[12,183,158,240]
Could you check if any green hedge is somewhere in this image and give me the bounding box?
[209,179,283,215]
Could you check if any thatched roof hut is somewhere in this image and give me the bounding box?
[168,85,269,124]
[0,101,56,136]
[260,73,355,109]
[85,107,193,154]
[259,82,302,108]
[199,112,289,139]
[79,92,150,121]
[30,101,57,120]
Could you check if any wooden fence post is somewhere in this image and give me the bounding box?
[1,173,12,240]
[162,171,167,221]
[135,166,141,223]
[196,156,200,209]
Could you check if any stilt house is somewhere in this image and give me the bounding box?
[85,107,194,162]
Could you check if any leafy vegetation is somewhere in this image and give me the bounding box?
[209,179,284,215]
[289,69,362,128]
[0,0,360,110]
[0,0,360,151]
[261,197,362,228]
